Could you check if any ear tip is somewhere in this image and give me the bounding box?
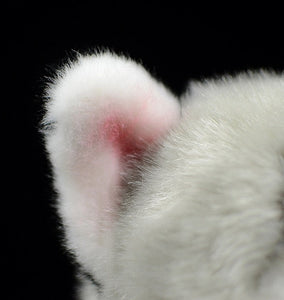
[48,51,144,96]
[46,51,132,98]
[45,52,140,115]
[44,51,179,125]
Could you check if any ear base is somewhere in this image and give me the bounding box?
[44,51,180,280]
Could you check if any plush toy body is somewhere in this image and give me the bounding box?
[43,52,284,300]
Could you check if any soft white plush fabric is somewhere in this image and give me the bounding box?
[43,52,284,300]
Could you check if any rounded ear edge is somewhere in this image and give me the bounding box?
[43,51,180,128]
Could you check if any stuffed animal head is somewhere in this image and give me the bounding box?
[43,52,284,300]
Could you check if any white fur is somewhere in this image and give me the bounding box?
[77,277,99,300]
[44,52,284,300]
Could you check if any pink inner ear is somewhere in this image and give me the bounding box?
[100,112,155,159]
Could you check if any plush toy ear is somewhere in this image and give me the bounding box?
[43,52,180,281]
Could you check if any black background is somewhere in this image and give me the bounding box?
[4,2,283,299]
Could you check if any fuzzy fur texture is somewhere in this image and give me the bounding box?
[43,52,284,300]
